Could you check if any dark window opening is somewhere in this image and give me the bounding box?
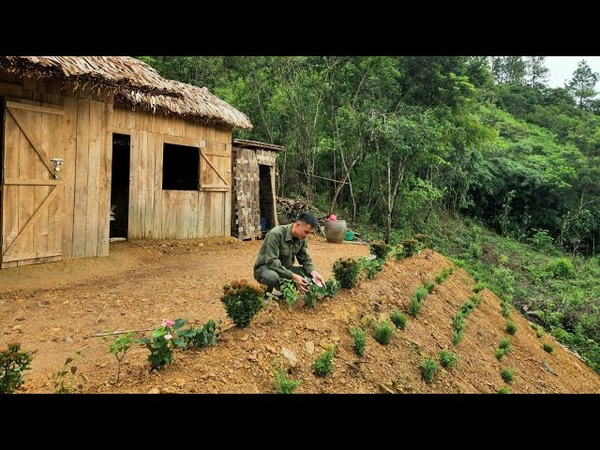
[162,143,200,190]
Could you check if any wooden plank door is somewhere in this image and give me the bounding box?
[1,100,65,268]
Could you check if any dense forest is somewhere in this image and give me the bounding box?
[137,56,600,374]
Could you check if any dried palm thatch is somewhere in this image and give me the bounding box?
[0,56,178,97]
[0,56,253,130]
[116,79,253,130]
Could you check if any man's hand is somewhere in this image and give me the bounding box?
[292,273,309,294]
[310,271,325,288]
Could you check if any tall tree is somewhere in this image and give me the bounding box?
[525,56,550,87]
[566,59,599,110]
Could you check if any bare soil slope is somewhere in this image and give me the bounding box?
[2,235,599,394]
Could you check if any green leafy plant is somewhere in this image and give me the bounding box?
[332,257,361,289]
[505,320,517,335]
[358,256,383,280]
[500,367,516,383]
[54,349,88,393]
[221,279,264,328]
[179,319,222,350]
[0,342,33,394]
[390,309,408,330]
[499,337,512,354]
[273,361,301,394]
[542,342,554,354]
[408,285,429,317]
[420,357,439,383]
[313,344,335,377]
[372,318,394,345]
[136,318,186,371]
[370,240,391,261]
[497,386,510,394]
[438,350,459,371]
[108,331,135,383]
[279,278,299,309]
[350,326,367,356]
[400,238,421,258]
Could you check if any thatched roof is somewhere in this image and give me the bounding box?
[0,56,253,130]
[116,79,253,130]
[0,56,178,97]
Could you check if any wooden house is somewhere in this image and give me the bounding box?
[0,56,254,269]
[231,138,284,240]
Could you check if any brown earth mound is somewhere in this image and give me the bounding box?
[2,235,599,395]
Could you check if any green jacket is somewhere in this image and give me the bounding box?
[253,224,316,279]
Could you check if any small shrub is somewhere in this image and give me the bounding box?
[369,240,391,261]
[438,350,459,371]
[495,348,506,360]
[452,329,464,346]
[542,342,554,354]
[108,331,135,383]
[359,256,383,280]
[473,282,486,293]
[221,279,264,328]
[420,357,439,383]
[505,320,517,335]
[273,362,301,394]
[500,367,516,383]
[0,342,33,394]
[323,278,341,297]
[390,309,407,330]
[545,257,575,279]
[372,318,394,345]
[424,281,436,293]
[499,337,512,354]
[333,257,361,289]
[279,278,300,309]
[401,238,421,257]
[179,319,222,350]
[136,318,187,371]
[314,345,335,377]
[497,386,510,394]
[54,350,88,394]
[350,326,367,357]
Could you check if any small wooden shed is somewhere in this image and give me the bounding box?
[0,56,253,268]
[231,139,284,240]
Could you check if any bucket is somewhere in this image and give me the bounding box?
[260,218,267,231]
[344,230,355,241]
[324,219,347,244]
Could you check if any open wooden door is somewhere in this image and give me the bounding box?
[1,100,65,268]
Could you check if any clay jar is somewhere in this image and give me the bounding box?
[324,219,347,244]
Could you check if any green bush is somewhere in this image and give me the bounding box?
[438,350,459,371]
[420,357,439,383]
[390,310,408,330]
[350,326,367,356]
[545,257,575,279]
[500,367,516,383]
[221,279,264,328]
[372,318,394,345]
[0,343,33,394]
[505,320,517,335]
[369,240,391,260]
[333,257,361,289]
[314,345,335,377]
[273,363,301,394]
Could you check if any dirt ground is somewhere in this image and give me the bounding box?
[2,234,600,395]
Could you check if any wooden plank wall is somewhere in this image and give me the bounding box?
[1,76,113,265]
[112,108,233,240]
